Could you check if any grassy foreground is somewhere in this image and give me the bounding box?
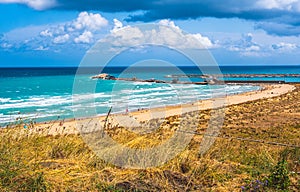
[0,85,299,191]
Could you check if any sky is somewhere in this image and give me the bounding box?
[1,0,300,67]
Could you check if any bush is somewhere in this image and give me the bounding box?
[268,159,290,191]
[241,158,291,191]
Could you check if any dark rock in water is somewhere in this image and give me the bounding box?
[91,73,115,80]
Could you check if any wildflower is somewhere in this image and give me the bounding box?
[264,180,268,186]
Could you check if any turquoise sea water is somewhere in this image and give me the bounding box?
[0,66,299,126]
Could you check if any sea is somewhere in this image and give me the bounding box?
[0,65,299,126]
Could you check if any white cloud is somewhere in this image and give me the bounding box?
[158,19,181,31]
[0,11,110,54]
[34,45,49,51]
[39,12,108,46]
[228,33,263,56]
[271,42,298,51]
[53,34,69,44]
[110,25,144,47]
[106,19,215,50]
[245,45,261,51]
[72,12,108,32]
[255,0,300,11]
[0,0,57,10]
[74,31,93,44]
[190,33,214,48]
[110,19,124,33]
[40,29,53,37]
[1,42,12,49]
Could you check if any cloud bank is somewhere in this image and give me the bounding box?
[2,0,300,36]
[1,9,299,61]
[0,11,109,54]
[39,11,108,46]
[0,12,217,54]
[105,19,215,50]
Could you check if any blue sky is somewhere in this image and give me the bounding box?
[1,0,300,67]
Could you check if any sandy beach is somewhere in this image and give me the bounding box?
[15,83,295,136]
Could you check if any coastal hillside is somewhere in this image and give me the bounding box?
[0,85,299,191]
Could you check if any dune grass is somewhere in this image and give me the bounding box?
[0,85,299,191]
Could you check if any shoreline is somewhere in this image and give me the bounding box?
[5,83,296,136]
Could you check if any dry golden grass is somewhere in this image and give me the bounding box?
[0,84,299,191]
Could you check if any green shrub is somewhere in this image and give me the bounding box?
[268,159,290,191]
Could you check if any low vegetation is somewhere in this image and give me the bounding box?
[1,85,299,191]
